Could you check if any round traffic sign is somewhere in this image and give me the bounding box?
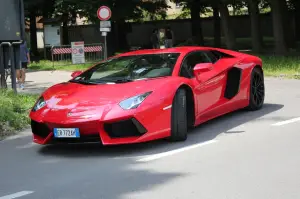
[97,6,111,21]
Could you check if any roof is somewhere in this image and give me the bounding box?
[119,46,214,56]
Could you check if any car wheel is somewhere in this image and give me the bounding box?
[169,88,188,141]
[247,67,265,111]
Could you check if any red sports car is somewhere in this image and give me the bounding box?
[29,47,265,145]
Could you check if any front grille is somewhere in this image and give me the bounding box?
[104,118,147,138]
[51,133,101,144]
[31,120,51,138]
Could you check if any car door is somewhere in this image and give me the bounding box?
[179,50,228,124]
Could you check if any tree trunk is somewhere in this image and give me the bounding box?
[279,0,295,48]
[212,5,221,47]
[189,0,204,45]
[62,13,69,45]
[116,20,129,51]
[294,0,300,41]
[29,11,38,55]
[247,0,263,52]
[218,1,236,49]
[269,0,288,54]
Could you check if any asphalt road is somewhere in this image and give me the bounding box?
[1,77,300,199]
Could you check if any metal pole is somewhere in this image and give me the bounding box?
[9,44,17,93]
[104,35,107,60]
[12,41,22,93]
[0,43,7,88]
[0,42,16,92]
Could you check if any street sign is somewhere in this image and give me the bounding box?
[100,21,111,32]
[97,6,111,21]
[100,28,110,32]
[97,6,112,60]
[71,41,85,64]
[100,20,111,27]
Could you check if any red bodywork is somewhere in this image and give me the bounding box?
[29,47,262,145]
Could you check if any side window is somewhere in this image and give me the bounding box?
[205,51,218,63]
[180,51,211,78]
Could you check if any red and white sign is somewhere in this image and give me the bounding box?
[97,6,111,21]
[71,41,85,64]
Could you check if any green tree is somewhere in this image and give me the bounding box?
[53,0,168,50]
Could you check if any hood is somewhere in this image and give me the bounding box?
[42,77,172,108]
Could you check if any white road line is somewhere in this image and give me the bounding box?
[16,142,36,149]
[4,131,31,141]
[271,117,300,126]
[136,140,217,162]
[0,191,34,199]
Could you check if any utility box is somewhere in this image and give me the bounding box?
[0,0,25,41]
[0,0,25,91]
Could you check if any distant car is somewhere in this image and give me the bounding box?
[29,47,265,145]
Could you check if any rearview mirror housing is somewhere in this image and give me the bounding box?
[193,63,213,75]
[71,70,83,78]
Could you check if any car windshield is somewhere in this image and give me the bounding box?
[70,53,180,84]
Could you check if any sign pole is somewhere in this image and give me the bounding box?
[104,33,107,60]
[97,6,112,61]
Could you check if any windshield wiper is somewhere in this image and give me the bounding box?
[69,79,98,85]
[114,78,134,83]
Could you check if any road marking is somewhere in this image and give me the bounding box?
[0,191,34,199]
[3,130,31,141]
[16,142,36,149]
[271,117,300,126]
[136,140,217,162]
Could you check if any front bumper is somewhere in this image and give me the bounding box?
[31,117,149,145]
[30,103,171,145]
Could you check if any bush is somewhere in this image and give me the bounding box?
[0,89,38,139]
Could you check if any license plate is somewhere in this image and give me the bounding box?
[53,128,80,138]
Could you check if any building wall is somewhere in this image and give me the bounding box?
[64,12,293,49]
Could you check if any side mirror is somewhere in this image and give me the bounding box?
[193,63,213,75]
[71,70,83,78]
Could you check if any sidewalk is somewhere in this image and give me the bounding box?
[7,70,72,94]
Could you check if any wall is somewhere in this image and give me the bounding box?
[65,12,294,48]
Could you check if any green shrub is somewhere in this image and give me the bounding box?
[0,89,38,139]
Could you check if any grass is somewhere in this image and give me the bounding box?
[0,89,39,140]
[259,55,300,78]
[29,60,93,71]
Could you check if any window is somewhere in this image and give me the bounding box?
[180,51,211,78]
[205,51,218,64]
[70,53,180,84]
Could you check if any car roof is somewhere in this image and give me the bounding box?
[118,46,214,56]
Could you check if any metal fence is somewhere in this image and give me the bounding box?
[51,43,105,67]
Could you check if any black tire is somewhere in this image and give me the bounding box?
[247,67,265,111]
[169,88,188,141]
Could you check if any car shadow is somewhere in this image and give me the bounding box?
[37,103,284,158]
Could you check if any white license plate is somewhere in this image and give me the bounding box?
[53,128,80,138]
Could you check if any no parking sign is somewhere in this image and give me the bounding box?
[71,41,85,64]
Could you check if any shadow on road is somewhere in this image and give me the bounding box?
[0,103,284,199]
[38,103,284,159]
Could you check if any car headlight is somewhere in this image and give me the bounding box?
[119,92,152,110]
[32,96,46,112]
